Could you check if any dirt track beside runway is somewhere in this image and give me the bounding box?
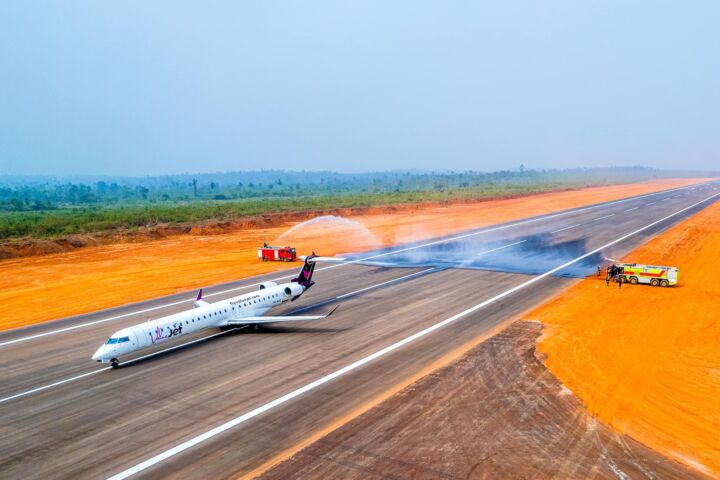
[259,321,697,480]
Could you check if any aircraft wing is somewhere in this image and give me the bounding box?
[226,306,338,325]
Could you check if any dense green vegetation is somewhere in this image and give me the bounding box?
[0,167,711,240]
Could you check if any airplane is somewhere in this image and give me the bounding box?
[92,253,341,368]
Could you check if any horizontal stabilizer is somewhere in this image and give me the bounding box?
[227,306,339,325]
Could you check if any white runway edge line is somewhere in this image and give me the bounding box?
[334,241,524,301]
[0,328,245,405]
[0,267,430,404]
[0,265,444,404]
[107,191,720,480]
[0,181,712,348]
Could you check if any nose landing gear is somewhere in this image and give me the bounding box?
[111,358,120,369]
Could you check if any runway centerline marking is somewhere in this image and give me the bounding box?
[623,207,639,212]
[335,268,436,300]
[0,368,110,405]
[646,201,657,205]
[0,328,245,405]
[106,191,720,480]
[550,224,581,234]
[0,181,714,348]
[590,213,615,222]
[0,263,443,403]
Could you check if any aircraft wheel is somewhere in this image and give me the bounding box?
[629,276,638,285]
[111,358,120,369]
[650,279,660,287]
[660,280,669,287]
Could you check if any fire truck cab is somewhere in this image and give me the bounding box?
[258,244,297,262]
[610,262,679,287]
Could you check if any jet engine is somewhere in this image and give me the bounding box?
[283,283,304,298]
[259,281,278,290]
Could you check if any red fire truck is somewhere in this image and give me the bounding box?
[258,244,297,262]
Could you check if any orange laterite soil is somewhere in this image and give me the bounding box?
[0,178,710,331]
[531,200,720,477]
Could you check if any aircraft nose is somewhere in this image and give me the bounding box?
[91,346,106,361]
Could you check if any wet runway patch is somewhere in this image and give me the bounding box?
[347,234,605,278]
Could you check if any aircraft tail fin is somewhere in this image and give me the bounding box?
[292,253,317,287]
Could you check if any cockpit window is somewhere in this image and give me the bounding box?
[107,336,130,344]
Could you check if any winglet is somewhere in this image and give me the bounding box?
[194,289,209,308]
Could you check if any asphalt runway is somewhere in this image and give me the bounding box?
[1,181,718,479]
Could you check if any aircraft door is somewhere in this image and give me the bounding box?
[130,326,149,348]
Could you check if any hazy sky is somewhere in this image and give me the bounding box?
[1,2,718,176]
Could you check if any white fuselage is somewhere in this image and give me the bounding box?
[91,282,298,363]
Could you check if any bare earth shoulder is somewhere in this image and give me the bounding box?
[532,198,720,476]
[257,322,698,480]
[0,178,710,330]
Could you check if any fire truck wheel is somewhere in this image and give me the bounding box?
[660,280,669,287]
[629,276,638,285]
[650,279,660,287]
[262,256,268,262]
[618,275,626,283]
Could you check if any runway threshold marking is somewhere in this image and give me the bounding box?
[0,328,245,405]
[0,181,713,348]
[106,191,720,480]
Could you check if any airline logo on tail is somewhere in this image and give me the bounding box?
[292,252,318,288]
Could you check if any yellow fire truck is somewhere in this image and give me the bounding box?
[608,262,679,287]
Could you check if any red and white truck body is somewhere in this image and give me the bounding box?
[258,245,297,262]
